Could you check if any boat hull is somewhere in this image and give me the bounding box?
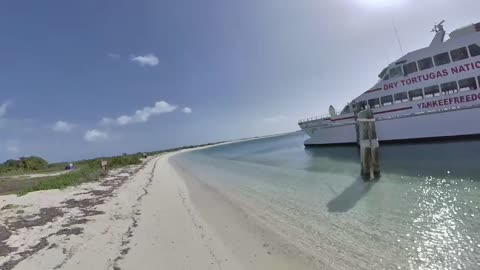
[303,106,480,146]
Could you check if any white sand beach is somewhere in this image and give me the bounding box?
[0,146,310,270]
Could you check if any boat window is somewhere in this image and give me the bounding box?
[408,89,424,101]
[403,62,418,76]
[468,44,480,57]
[394,92,408,103]
[378,67,389,79]
[351,103,358,113]
[357,101,368,111]
[380,95,394,106]
[417,57,434,70]
[424,85,440,98]
[434,52,451,66]
[458,77,478,92]
[383,73,390,80]
[440,81,458,95]
[450,47,469,62]
[389,66,403,78]
[368,98,380,108]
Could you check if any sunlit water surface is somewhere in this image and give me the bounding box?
[173,133,480,269]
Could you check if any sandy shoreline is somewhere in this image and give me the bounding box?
[171,156,315,270]
[0,139,308,270]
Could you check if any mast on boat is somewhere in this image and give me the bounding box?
[430,20,446,47]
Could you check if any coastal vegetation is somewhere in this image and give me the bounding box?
[0,156,52,175]
[0,141,224,195]
[0,154,143,195]
[18,166,105,195]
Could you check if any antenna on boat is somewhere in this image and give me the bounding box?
[431,20,445,32]
[391,18,404,55]
[429,20,446,47]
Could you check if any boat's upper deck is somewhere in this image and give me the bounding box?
[299,21,480,127]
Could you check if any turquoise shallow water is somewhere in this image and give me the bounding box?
[173,133,480,270]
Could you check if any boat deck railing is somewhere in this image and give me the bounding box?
[298,115,329,124]
[300,104,480,128]
[298,111,344,124]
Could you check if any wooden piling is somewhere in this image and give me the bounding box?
[357,108,380,179]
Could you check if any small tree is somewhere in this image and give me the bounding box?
[20,156,48,171]
[3,159,21,168]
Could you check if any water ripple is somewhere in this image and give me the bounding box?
[406,176,480,270]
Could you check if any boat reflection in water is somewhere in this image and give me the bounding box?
[304,138,480,179]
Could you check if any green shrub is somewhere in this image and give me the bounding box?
[21,156,48,170]
[3,159,21,169]
[19,167,106,195]
[108,155,141,168]
[0,156,48,174]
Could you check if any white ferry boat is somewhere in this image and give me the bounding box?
[299,21,480,146]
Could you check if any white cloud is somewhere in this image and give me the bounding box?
[182,107,192,114]
[0,100,12,118]
[101,100,177,126]
[107,53,120,59]
[262,115,288,123]
[52,120,74,132]
[100,117,114,125]
[130,54,159,67]
[117,115,132,125]
[84,129,109,142]
[5,140,20,154]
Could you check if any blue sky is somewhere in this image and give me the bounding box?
[1,0,479,162]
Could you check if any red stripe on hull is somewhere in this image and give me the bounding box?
[329,106,412,122]
[331,116,355,121]
[365,88,382,93]
[374,106,412,115]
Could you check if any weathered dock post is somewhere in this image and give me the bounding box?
[357,108,380,179]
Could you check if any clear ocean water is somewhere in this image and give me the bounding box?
[173,132,480,270]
